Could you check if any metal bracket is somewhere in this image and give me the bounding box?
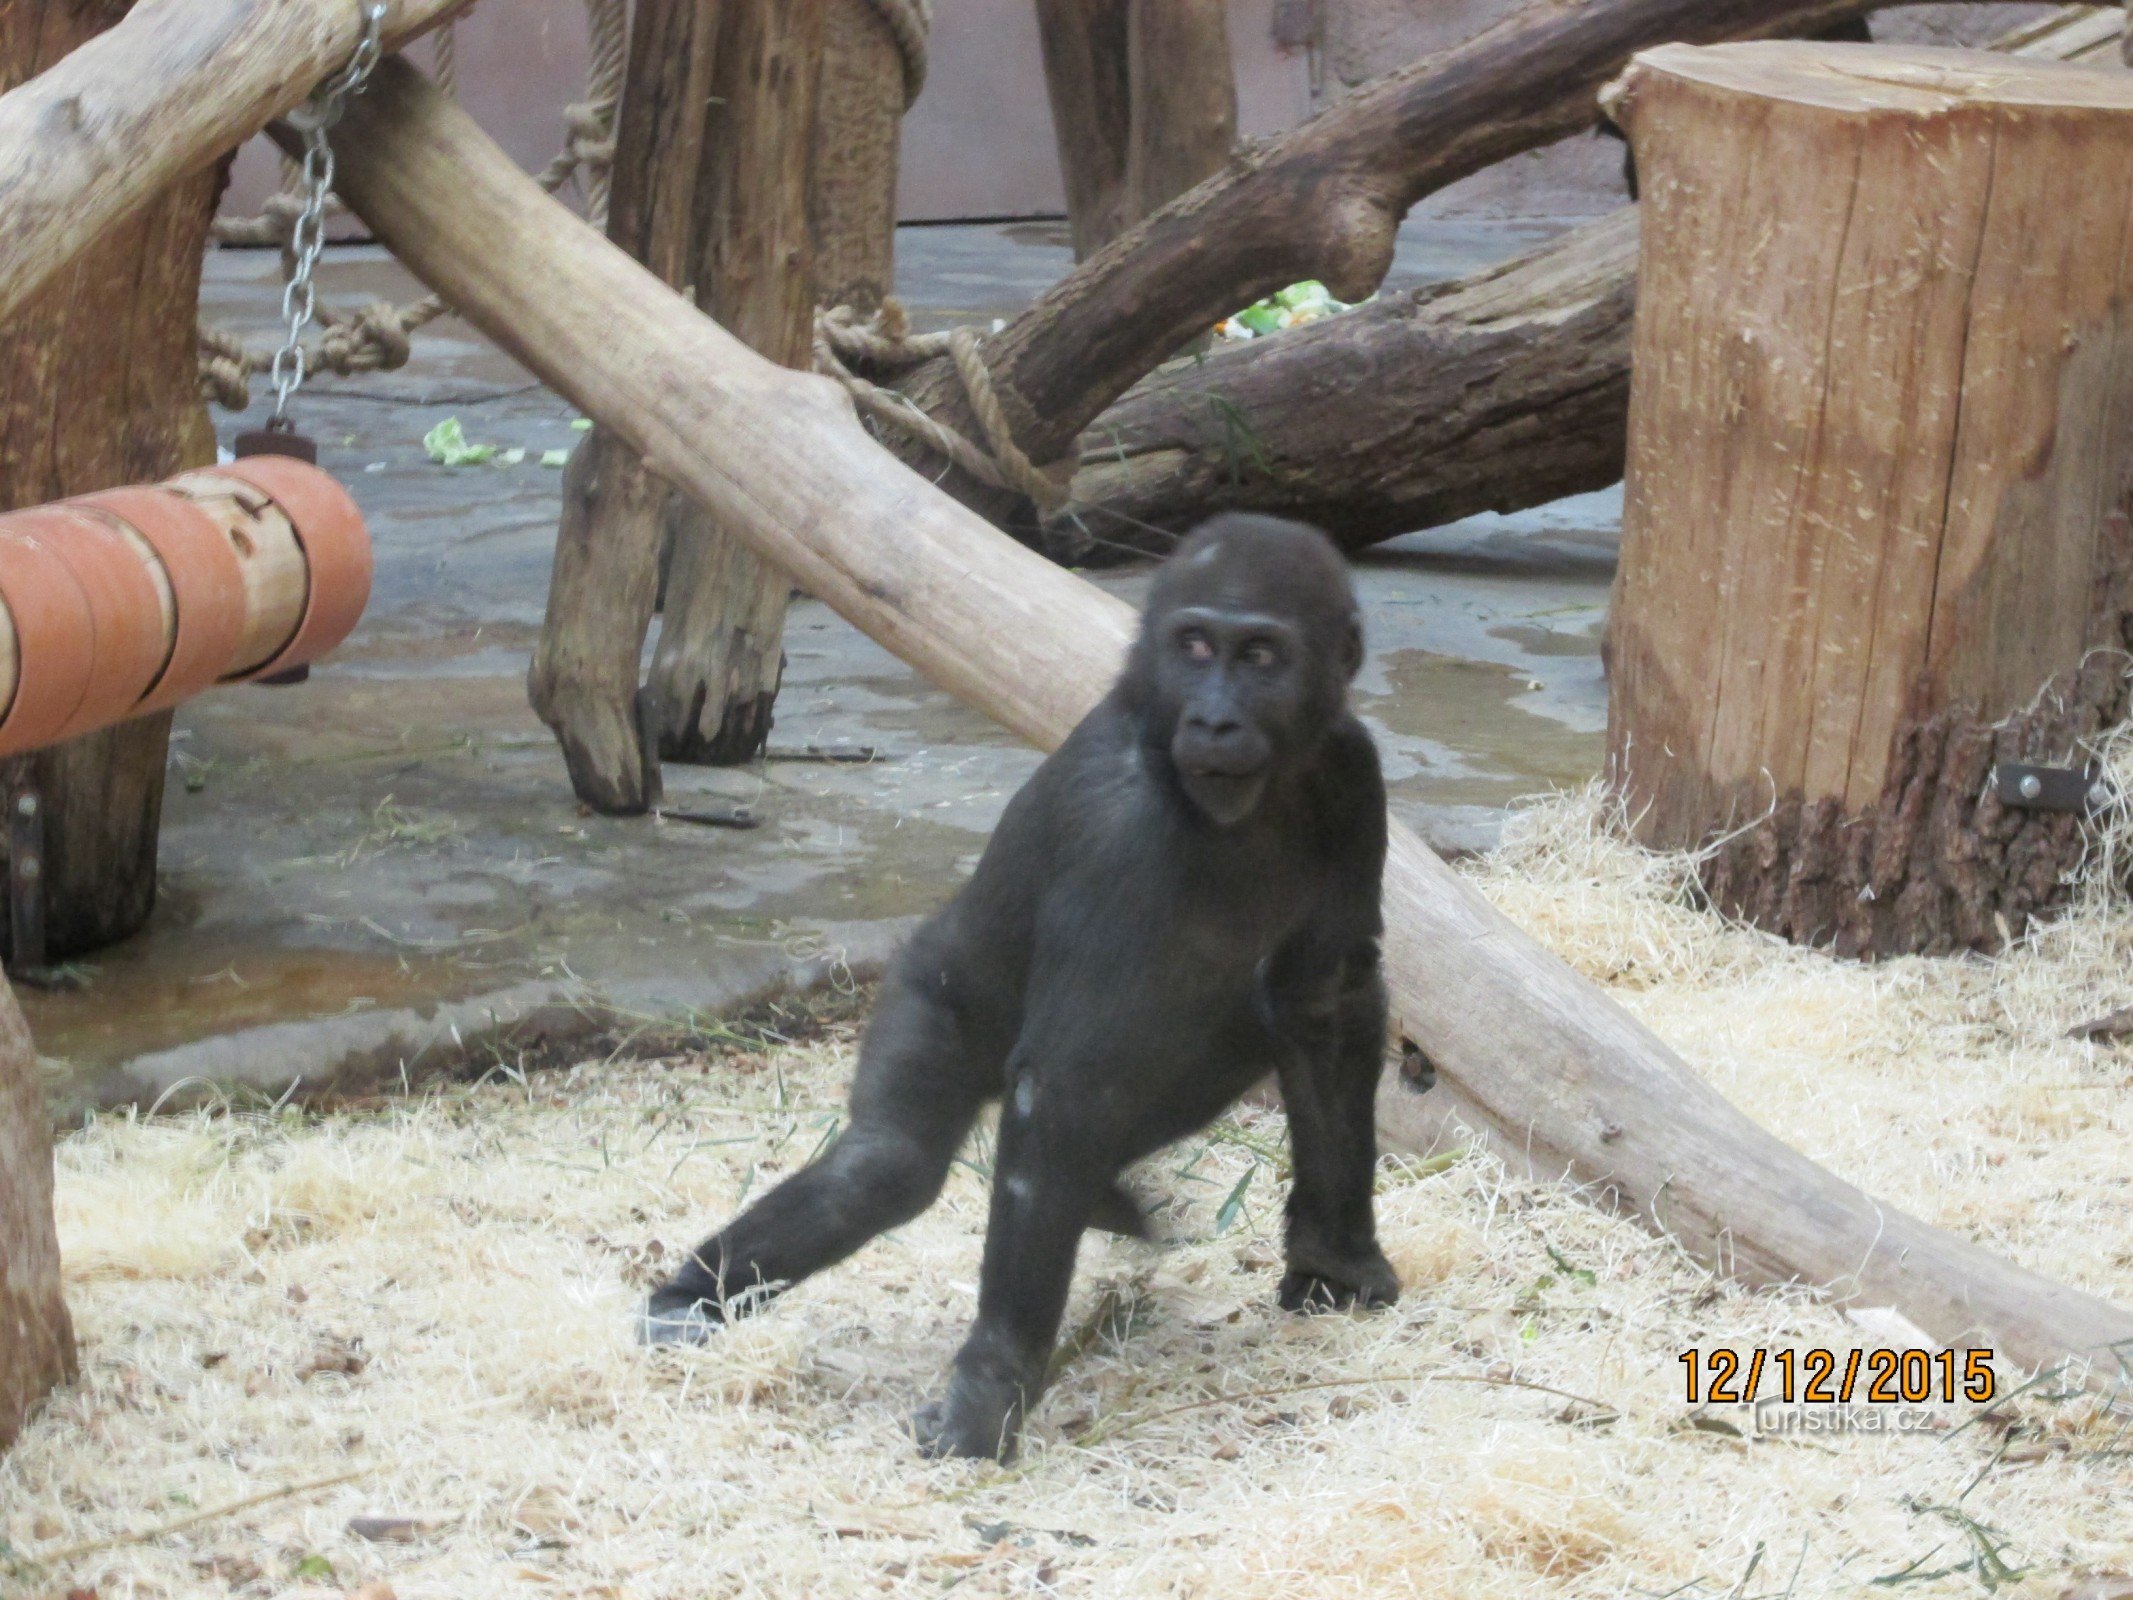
[1992,761,2108,815]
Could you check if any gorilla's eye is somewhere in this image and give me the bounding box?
[1178,629,1215,662]
[1240,639,1282,668]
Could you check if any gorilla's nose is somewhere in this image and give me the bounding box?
[1185,710,1242,739]
[1176,713,1265,776]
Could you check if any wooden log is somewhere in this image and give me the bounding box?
[0,0,218,964]
[1035,0,1236,262]
[1056,6,2124,557]
[311,57,2133,1386]
[0,971,71,1451]
[528,0,722,814]
[1062,210,1638,558]
[1033,0,1132,261]
[0,0,471,327]
[1122,0,1236,246]
[532,0,827,804]
[885,0,2002,529]
[810,0,907,316]
[1606,41,2133,957]
[644,0,824,767]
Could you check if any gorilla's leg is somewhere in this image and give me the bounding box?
[1088,1180,1151,1239]
[643,981,988,1343]
[1271,946,1399,1313]
[913,1079,1111,1460]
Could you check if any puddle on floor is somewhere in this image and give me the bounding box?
[1363,647,1605,811]
[21,938,481,1079]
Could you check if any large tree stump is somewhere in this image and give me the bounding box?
[1606,40,2133,957]
[1,972,73,1449]
[644,0,825,767]
[0,0,223,959]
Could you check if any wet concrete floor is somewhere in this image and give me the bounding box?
[27,219,1618,1113]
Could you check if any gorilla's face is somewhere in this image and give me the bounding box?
[1135,518,1363,826]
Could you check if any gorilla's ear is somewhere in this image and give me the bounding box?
[1340,614,1364,682]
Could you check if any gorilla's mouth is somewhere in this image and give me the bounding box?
[1176,764,1269,826]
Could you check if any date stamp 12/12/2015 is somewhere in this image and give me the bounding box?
[1680,1347,1998,1408]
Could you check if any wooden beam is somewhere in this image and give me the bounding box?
[0,0,470,325]
[310,57,2133,1387]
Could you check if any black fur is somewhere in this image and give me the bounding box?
[643,514,1395,1461]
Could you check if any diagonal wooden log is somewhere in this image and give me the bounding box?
[1057,5,2128,557]
[0,0,471,326]
[881,0,2000,530]
[305,57,2133,1387]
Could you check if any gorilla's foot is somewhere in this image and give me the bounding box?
[638,1288,726,1346]
[1277,1250,1400,1314]
[912,1369,1026,1462]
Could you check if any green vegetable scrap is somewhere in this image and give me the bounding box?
[1214,279,1359,343]
[422,417,496,466]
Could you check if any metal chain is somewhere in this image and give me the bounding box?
[266,1,388,427]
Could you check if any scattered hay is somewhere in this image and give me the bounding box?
[7,787,2133,1598]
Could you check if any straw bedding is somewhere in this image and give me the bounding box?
[6,783,2132,1598]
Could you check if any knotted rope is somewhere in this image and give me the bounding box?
[813,303,1070,513]
[199,0,627,408]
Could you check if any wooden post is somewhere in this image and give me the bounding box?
[307,59,2133,1386]
[1606,41,2133,957]
[0,2,224,960]
[644,0,825,767]
[1,970,73,1449]
[528,0,720,813]
[810,0,910,317]
[531,0,832,803]
[1036,0,1235,262]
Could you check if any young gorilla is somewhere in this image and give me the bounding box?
[643,514,1396,1460]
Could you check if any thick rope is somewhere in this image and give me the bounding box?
[866,0,932,108]
[199,0,626,408]
[813,302,1069,513]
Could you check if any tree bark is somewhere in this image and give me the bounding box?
[0,0,471,327]
[1062,209,1638,558]
[1058,4,2122,557]
[885,0,1998,531]
[531,0,828,801]
[0,971,71,1451]
[528,0,720,814]
[1034,0,1132,260]
[1035,0,1236,262]
[810,0,906,316]
[1122,0,1236,241]
[1607,39,2133,958]
[0,0,222,961]
[645,0,825,767]
[309,58,2133,1389]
